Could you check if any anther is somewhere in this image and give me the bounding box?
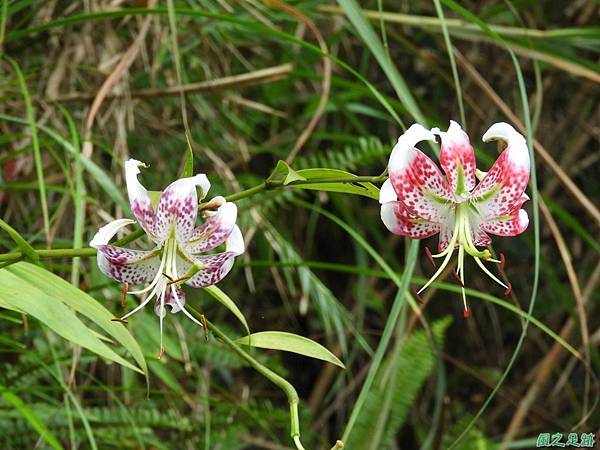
[156,346,165,360]
[167,276,190,286]
[481,249,492,260]
[111,317,128,324]
[503,282,512,296]
[120,283,129,308]
[411,287,424,304]
[451,269,464,286]
[425,246,436,268]
[200,314,209,342]
[162,273,174,282]
[499,253,506,272]
[463,306,471,319]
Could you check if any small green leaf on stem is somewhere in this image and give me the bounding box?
[267,160,307,185]
[181,131,194,178]
[237,331,345,368]
[203,285,250,336]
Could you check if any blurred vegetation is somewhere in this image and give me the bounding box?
[0,0,599,449]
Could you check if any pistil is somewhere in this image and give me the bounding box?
[416,201,512,311]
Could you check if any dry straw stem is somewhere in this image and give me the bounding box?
[501,260,600,447]
[263,0,332,164]
[48,64,294,102]
[318,5,600,84]
[454,50,600,228]
[539,200,591,410]
[82,0,156,160]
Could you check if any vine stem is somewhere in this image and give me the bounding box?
[0,174,387,263]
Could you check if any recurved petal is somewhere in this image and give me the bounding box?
[154,174,211,244]
[187,201,237,254]
[90,218,161,284]
[469,122,530,220]
[185,252,237,288]
[225,224,244,256]
[380,201,441,239]
[155,285,186,317]
[433,120,476,194]
[90,218,135,248]
[94,244,161,286]
[125,159,156,239]
[481,208,529,237]
[378,179,398,204]
[388,124,454,223]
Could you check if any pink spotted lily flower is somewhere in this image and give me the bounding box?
[379,121,530,315]
[90,159,244,354]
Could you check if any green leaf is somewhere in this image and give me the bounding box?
[336,0,425,124]
[1,262,147,377]
[268,160,307,185]
[181,131,194,178]
[0,383,64,450]
[236,331,345,368]
[295,168,380,199]
[203,285,250,336]
[345,317,451,449]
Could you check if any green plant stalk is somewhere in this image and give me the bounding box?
[0,218,39,263]
[0,174,386,263]
[193,313,303,444]
[439,1,541,448]
[7,57,50,242]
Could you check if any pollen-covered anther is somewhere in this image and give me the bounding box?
[424,246,436,268]
[201,313,209,342]
[504,282,512,296]
[481,249,492,260]
[111,317,129,324]
[167,275,191,286]
[120,282,129,308]
[451,269,464,286]
[463,306,471,319]
[499,253,506,272]
[412,286,424,304]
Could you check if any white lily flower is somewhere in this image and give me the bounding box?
[380,121,530,315]
[90,159,244,354]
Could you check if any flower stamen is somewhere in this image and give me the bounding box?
[120,283,128,308]
[424,246,436,268]
[411,286,424,304]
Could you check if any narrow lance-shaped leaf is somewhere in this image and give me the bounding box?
[203,285,250,336]
[295,168,380,199]
[267,160,307,185]
[181,131,194,178]
[0,383,64,450]
[236,331,345,368]
[2,262,148,377]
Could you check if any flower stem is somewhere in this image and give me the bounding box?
[191,312,304,446]
[0,173,387,264]
[224,174,387,203]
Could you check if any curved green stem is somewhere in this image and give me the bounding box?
[0,218,40,263]
[224,174,386,203]
[0,174,387,264]
[192,313,304,447]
